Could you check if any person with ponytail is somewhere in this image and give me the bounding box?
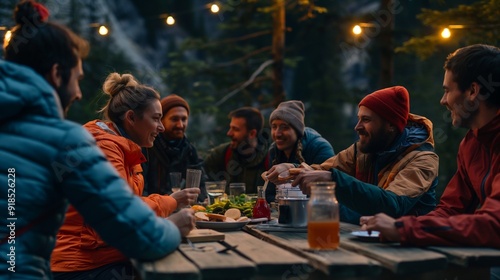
[51,73,200,279]
[0,1,195,278]
[265,100,335,202]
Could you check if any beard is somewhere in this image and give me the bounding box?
[358,126,392,154]
[450,106,478,129]
[233,138,255,157]
[165,129,185,140]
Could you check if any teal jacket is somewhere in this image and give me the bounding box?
[0,60,181,279]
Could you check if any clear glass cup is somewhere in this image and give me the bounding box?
[169,172,182,193]
[185,169,202,189]
[206,181,226,205]
[186,169,202,205]
[307,182,339,250]
[229,182,246,199]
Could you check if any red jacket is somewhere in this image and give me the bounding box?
[397,113,500,247]
[51,120,177,272]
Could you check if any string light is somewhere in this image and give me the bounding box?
[210,4,220,13]
[89,23,110,36]
[98,25,109,36]
[351,23,375,36]
[3,30,12,48]
[352,25,362,35]
[441,27,451,39]
[166,15,175,25]
[440,25,467,39]
[0,1,220,36]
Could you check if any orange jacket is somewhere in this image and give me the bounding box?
[51,120,177,272]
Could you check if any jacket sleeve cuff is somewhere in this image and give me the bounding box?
[395,218,411,245]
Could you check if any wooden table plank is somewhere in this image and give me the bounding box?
[224,231,310,277]
[245,226,382,278]
[427,247,500,267]
[340,233,448,275]
[138,250,200,280]
[179,243,256,280]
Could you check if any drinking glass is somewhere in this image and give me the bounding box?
[229,183,246,199]
[169,172,182,193]
[185,169,202,189]
[206,181,226,205]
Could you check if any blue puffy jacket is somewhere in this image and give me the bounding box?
[0,60,181,279]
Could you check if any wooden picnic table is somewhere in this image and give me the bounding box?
[136,222,500,279]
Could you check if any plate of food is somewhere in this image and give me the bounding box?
[350,231,380,242]
[196,220,250,231]
[195,211,250,232]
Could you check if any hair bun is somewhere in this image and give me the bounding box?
[14,0,49,25]
[103,73,139,96]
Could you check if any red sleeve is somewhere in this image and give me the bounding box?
[397,146,500,248]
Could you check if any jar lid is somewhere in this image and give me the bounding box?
[279,197,309,201]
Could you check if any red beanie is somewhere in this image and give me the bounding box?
[358,86,410,132]
[160,94,190,116]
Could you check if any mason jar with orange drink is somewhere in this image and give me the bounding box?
[307,182,339,249]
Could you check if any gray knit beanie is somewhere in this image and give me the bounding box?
[269,100,305,136]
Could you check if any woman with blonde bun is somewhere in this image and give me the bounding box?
[51,73,198,279]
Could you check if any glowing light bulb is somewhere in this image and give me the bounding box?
[98,25,109,36]
[352,25,362,35]
[210,4,220,13]
[441,28,451,39]
[166,16,175,25]
[4,30,12,46]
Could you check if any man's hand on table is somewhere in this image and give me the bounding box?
[167,208,196,237]
[360,213,401,242]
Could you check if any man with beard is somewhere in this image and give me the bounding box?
[143,94,207,202]
[266,87,438,224]
[204,107,271,194]
[361,45,500,252]
[0,1,194,278]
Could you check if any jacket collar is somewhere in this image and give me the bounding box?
[85,120,146,165]
[473,112,500,148]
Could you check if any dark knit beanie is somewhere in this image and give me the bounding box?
[269,100,305,136]
[160,94,190,116]
[358,86,410,132]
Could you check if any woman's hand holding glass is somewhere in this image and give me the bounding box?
[171,188,201,209]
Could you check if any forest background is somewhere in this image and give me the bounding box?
[2,0,499,199]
